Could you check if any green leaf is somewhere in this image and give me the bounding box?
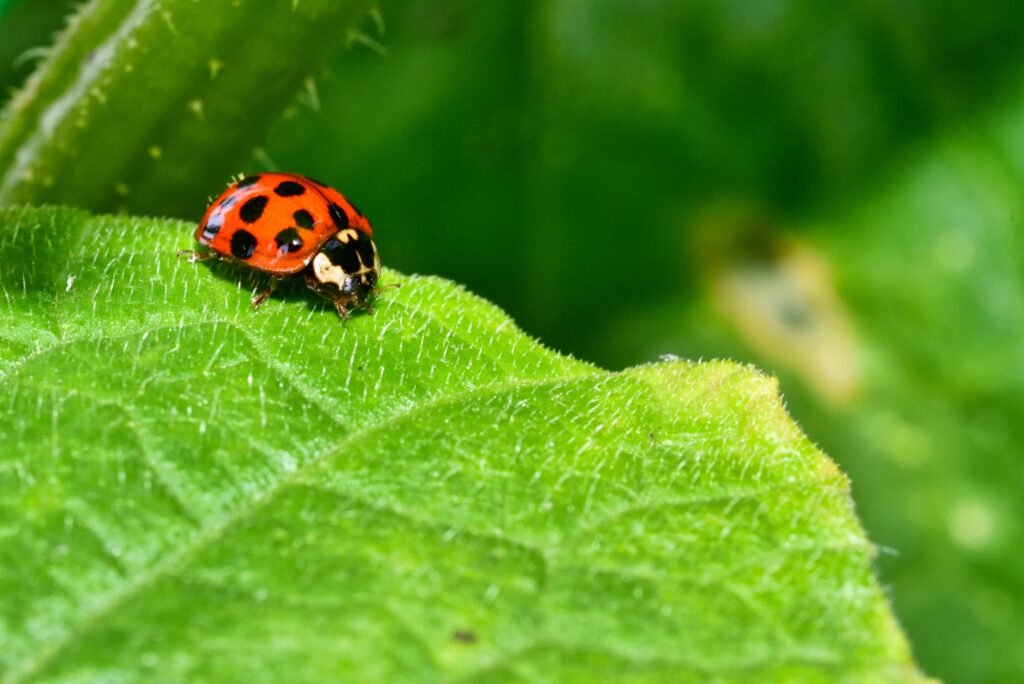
[0,0,373,216]
[0,206,922,682]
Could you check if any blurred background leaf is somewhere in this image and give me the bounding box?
[0,0,67,94]
[2,0,1023,681]
[0,0,374,214]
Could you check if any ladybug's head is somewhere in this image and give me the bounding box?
[306,228,381,307]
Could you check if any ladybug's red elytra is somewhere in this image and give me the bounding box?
[179,173,394,319]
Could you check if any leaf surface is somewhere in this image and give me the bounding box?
[0,207,922,682]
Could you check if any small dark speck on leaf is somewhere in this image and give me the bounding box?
[452,629,477,644]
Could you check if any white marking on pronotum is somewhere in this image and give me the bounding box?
[311,252,348,290]
[0,0,156,201]
[336,228,359,244]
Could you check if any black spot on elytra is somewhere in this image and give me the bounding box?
[239,195,268,223]
[328,203,349,230]
[274,180,306,197]
[201,220,222,240]
[274,228,304,254]
[230,229,257,259]
[293,209,314,229]
[236,175,261,188]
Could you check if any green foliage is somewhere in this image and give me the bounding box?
[797,99,1024,681]
[0,0,67,96]
[0,0,373,215]
[0,0,20,21]
[3,0,1023,681]
[257,4,1024,681]
[0,207,921,682]
[261,0,1024,359]
[600,76,1024,684]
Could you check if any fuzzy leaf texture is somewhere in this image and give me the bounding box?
[0,207,923,683]
[0,0,374,216]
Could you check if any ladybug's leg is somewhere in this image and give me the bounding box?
[176,249,218,263]
[303,271,351,321]
[251,278,279,310]
[372,282,401,295]
[332,298,351,321]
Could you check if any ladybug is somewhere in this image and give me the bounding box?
[179,173,392,319]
